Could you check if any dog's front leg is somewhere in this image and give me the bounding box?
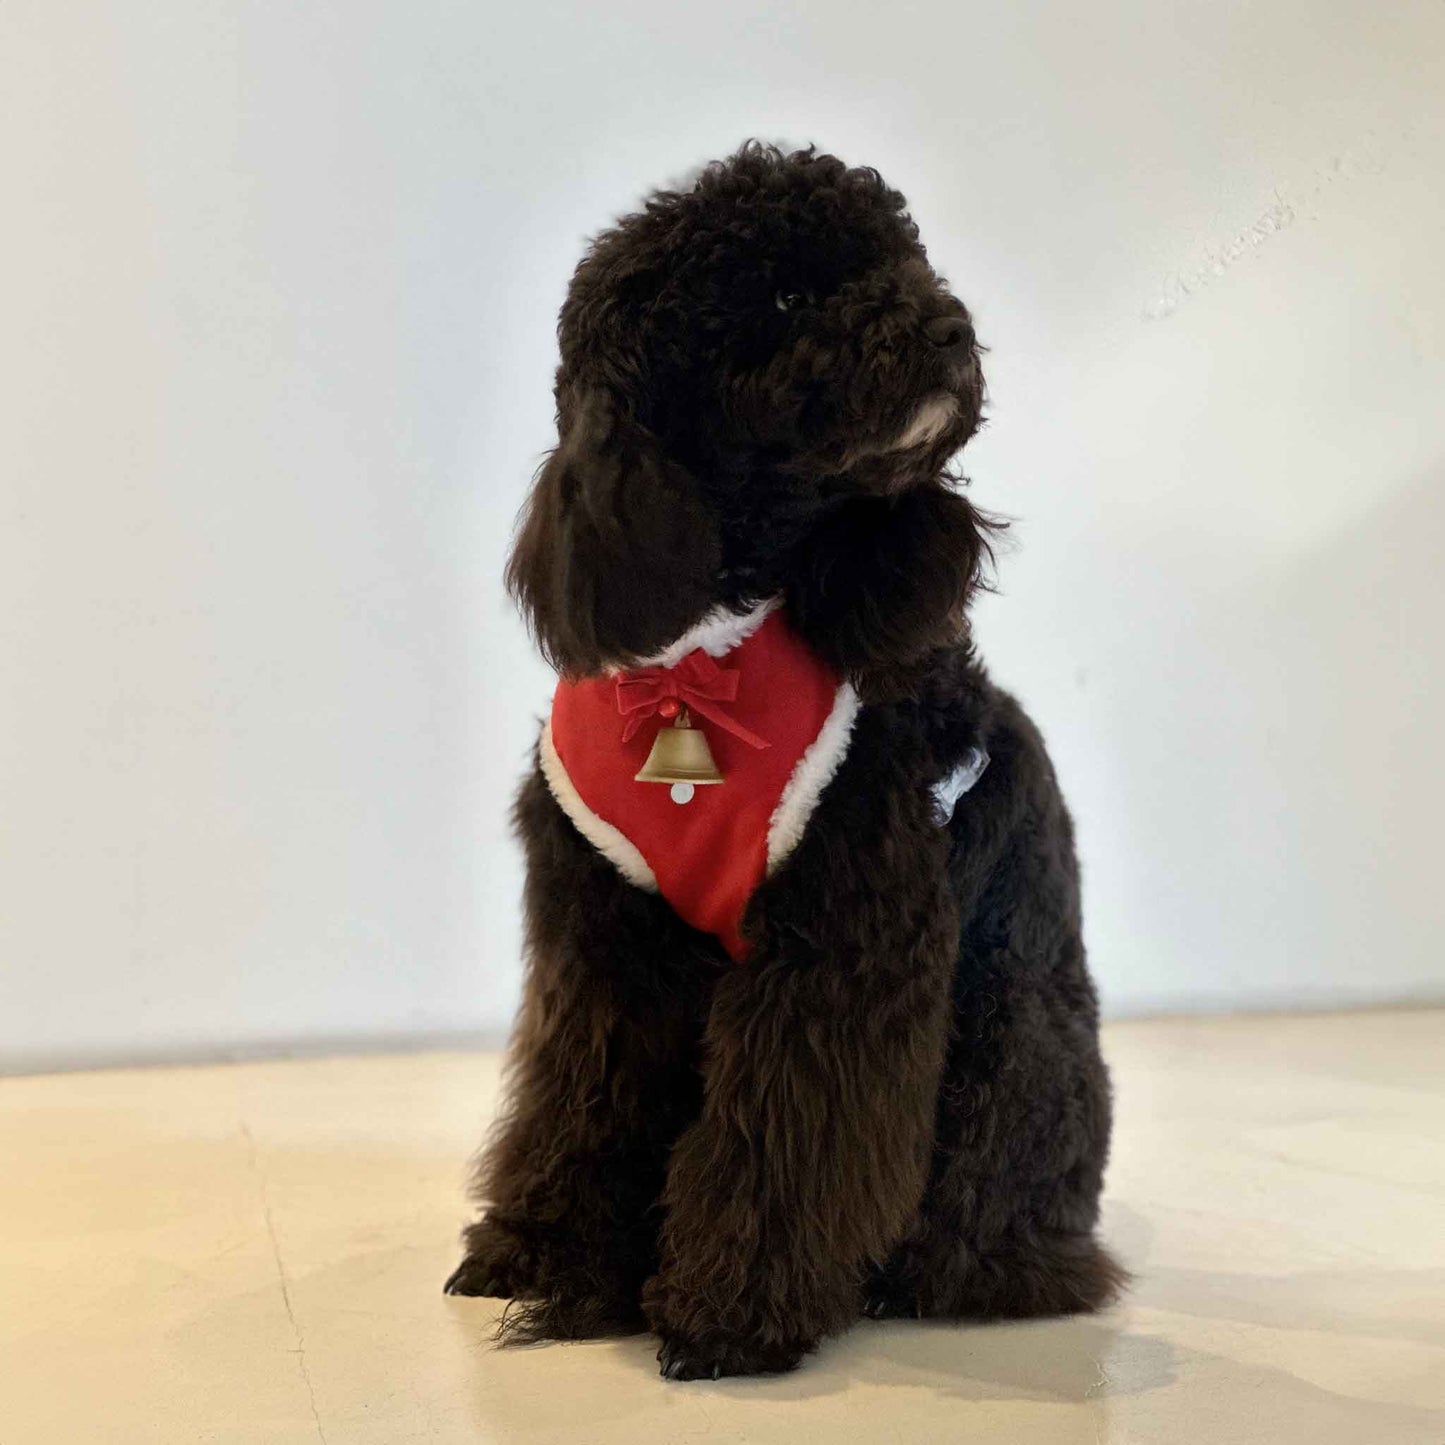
[643,774,959,1378]
[446,766,714,1340]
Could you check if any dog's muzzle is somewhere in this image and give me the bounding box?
[889,393,959,451]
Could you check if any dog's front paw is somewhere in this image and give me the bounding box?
[444,1219,538,1299]
[443,1255,516,1299]
[656,1333,805,1381]
[861,1277,919,1320]
[644,1265,816,1379]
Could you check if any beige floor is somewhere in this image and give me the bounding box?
[2,1011,1441,1445]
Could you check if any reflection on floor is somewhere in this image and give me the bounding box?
[2,1009,1440,1444]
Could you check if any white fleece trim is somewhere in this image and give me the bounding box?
[617,597,781,673]
[932,745,989,824]
[765,681,861,874]
[539,718,658,892]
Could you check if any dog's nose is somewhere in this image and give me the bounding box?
[924,314,974,351]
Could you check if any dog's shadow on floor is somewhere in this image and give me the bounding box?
[449,1207,1172,1416]
[595,1311,1176,1406]
[646,1204,1170,1405]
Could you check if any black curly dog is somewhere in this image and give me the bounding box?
[447,142,1124,1379]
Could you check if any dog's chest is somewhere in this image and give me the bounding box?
[541,606,858,960]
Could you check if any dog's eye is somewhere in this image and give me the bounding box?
[774,289,813,312]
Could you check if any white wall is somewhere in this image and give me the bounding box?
[3,0,1443,1071]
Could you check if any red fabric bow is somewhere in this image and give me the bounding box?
[614,649,770,750]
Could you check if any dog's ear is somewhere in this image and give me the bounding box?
[785,484,1001,697]
[505,386,721,676]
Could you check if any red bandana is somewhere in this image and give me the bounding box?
[543,607,855,960]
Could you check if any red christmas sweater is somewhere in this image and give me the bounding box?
[541,602,860,960]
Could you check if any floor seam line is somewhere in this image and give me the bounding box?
[241,1120,329,1445]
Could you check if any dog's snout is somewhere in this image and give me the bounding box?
[924,315,973,351]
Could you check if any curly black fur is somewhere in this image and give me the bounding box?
[450,142,1125,1379]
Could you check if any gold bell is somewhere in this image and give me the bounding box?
[634,707,724,786]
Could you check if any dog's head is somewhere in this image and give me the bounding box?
[508,142,995,679]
